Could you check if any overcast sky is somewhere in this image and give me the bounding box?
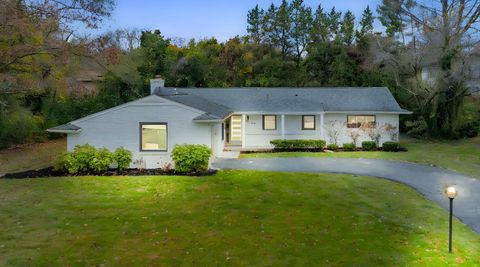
[80,0,382,41]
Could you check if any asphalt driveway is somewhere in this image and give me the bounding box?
[212,157,480,233]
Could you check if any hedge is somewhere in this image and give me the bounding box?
[382,141,399,152]
[382,142,408,152]
[54,144,133,174]
[326,144,339,151]
[361,141,377,151]
[270,139,326,150]
[342,143,356,151]
[171,144,212,173]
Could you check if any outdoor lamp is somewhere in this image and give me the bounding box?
[444,185,458,253]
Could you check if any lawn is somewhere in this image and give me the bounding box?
[0,171,478,266]
[241,136,480,178]
[0,138,66,175]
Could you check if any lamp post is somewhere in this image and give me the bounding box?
[444,186,458,253]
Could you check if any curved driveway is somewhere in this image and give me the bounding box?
[212,158,480,233]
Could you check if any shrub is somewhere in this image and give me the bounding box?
[382,141,400,152]
[456,121,479,138]
[326,144,339,151]
[362,141,377,151]
[171,144,212,173]
[114,147,133,171]
[342,143,356,151]
[61,152,82,174]
[72,144,97,172]
[90,147,114,172]
[53,152,69,172]
[270,139,326,150]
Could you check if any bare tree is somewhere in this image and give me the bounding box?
[382,123,398,141]
[371,0,480,137]
[360,122,383,147]
[347,128,361,146]
[325,120,343,145]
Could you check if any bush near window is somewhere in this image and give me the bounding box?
[362,141,377,151]
[326,144,339,151]
[90,148,115,172]
[70,144,97,172]
[342,143,356,151]
[270,139,326,150]
[114,147,133,171]
[171,144,212,173]
[54,145,133,174]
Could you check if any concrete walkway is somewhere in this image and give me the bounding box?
[212,157,480,233]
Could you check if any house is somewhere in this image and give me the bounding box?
[47,78,411,168]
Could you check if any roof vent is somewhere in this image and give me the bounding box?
[150,75,165,95]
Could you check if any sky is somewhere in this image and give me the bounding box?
[80,0,381,41]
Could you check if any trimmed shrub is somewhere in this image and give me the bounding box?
[326,144,339,151]
[53,152,69,172]
[382,141,399,152]
[270,139,326,150]
[171,144,212,173]
[72,144,97,172]
[60,152,82,174]
[90,147,114,172]
[362,141,377,151]
[114,147,133,171]
[342,143,356,151]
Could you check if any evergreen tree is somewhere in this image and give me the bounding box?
[327,7,342,42]
[276,0,292,57]
[340,11,355,46]
[290,0,312,64]
[310,4,330,43]
[355,6,374,47]
[247,5,263,44]
[377,0,404,38]
[137,30,170,79]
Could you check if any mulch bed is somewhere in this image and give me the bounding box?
[1,167,217,179]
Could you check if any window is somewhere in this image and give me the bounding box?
[347,115,376,128]
[140,123,167,151]
[263,115,277,130]
[302,115,316,130]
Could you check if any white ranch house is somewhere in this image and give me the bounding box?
[48,78,411,168]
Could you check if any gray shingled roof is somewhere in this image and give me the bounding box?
[170,87,410,114]
[46,123,81,132]
[156,88,233,120]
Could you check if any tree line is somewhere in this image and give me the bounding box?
[0,0,479,149]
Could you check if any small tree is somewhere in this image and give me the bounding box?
[347,128,361,147]
[382,123,398,141]
[325,120,342,145]
[360,122,382,147]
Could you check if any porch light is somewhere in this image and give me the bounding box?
[444,185,458,253]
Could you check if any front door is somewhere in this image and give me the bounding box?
[229,115,242,145]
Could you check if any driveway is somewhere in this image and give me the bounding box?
[212,157,480,233]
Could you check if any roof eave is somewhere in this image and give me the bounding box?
[46,129,82,134]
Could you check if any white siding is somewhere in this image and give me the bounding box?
[243,114,324,148]
[241,113,399,148]
[67,96,216,169]
[323,113,399,146]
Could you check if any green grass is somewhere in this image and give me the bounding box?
[241,136,480,178]
[0,170,478,266]
[0,138,66,175]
